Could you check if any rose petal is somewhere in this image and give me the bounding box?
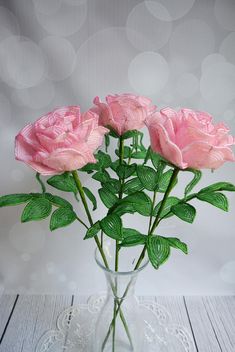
[182,141,235,169]
[156,124,188,169]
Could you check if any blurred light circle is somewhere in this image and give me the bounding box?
[63,0,87,5]
[9,222,45,253]
[32,0,62,15]
[201,53,226,73]
[40,36,76,81]
[200,62,235,106]
[0,36,45,89]
[0,93,11,128]
[0,6,20,42]
[30,273,38,281]
[126,1,172,51]
[149,0,195,21]
[169,19,215,69]
[214,0,235,31]
[68,281,77,291]
[59,274,67,282]
[128,52,169,95]
[0,283,4,295]
[72,27,136,109]
[21,253,31,262]
[220,261,235,284]
[0,127,17,153]
[12,80,55,109]
[220,32,235,64]
[35,1,87,36]
[47,262,56,274]
[10,169,24,182]
[176,73,199,98]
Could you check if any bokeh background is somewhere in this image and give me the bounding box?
[0,0,234,295]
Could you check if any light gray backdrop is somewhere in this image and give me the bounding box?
[0,0,234,295]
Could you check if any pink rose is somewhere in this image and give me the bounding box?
[92,93,156,135]
[146,108,235,170]
[15,106,108,175]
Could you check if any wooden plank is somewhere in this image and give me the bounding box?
[0,294,18,342]
[202,296,235,352]
[184,296,222,352]
[0,294,72,352]
[155,296,198,352]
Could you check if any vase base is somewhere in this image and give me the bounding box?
[100,340,134,352]
[35,294,196,352]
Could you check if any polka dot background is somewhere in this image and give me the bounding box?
[0,0,234,295]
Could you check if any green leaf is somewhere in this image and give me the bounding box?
[147,236,170,269]
[122,130,138,140]
[166,237,188,254]
[131,151,146,159]
[112,203,136,216]
[196,192,228,211]
[80,162,99,173]
[84,221,101,239]
[92,170,110,183]
[158,169,178,193]
[143,146,152,164]
[47,173,77,193]
[171,203,196,223]
[100,214,123,240]
[123,177,144,194]
[121,228,146,247]
[105,134,110,152]
[44,193,73,209]
[137,165,158,191]
[98,188,118,208]
[50,207,77,231]
[115,146,132,159]
[150,150,161,169]
[121,191,152,216]
[108,128,119,138]
[110,160,120,172]
[95,150,112,169]
[102,179,121,194]
[138,131,146,151]
[83,187,97,210]
[116,164,136,179]
[0,194,33,207]
[153,197,180,218]
[199,182,235,194]
[21,198,52,223]
[184,169,202,197]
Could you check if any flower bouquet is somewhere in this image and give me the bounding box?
[1,93,235,351]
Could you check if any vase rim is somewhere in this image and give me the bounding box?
[94,247,149,276]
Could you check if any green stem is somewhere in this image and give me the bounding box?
[101,231,104,249]
[112,299,117,352]
[72,169,132,349]
[113,135,124,351]
[75,215,89,229]
[154,192,197,228]
[104,168,181,340]
[72,170,109,268]
[72,170,93,226]
[134,168,180,270]
[36,172,46,193]
[150,168,179,234]
[147,190,157,234]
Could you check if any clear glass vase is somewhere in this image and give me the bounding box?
[93,242,149,352]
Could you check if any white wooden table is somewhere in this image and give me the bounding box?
[0,294,234,351]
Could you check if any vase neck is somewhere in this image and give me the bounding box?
[104,270,138,299]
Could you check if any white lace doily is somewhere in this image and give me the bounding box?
[35,294,195,352]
